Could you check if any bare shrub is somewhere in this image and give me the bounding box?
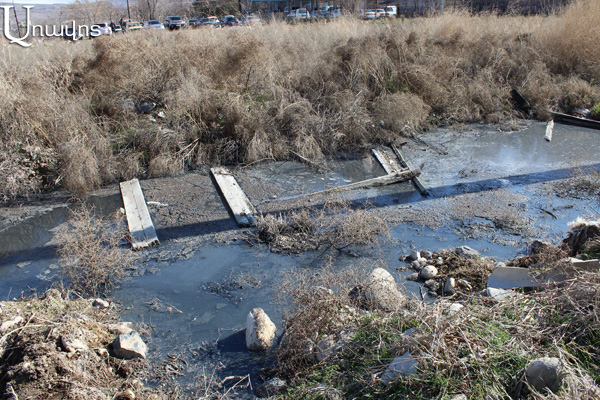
[58,140,101,199]
[371,92,430,132]
[58,206,134,296]
[254,199,389,254]
[147,154,184,178]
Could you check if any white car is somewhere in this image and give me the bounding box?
[287,8,310,22]
[144,20,165,29]
[361,10,376,19]
[90,22,112,37]
[375,8,386,18]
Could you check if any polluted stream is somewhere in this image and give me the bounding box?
[0,121,599,396]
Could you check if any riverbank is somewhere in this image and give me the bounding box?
[2,1,600,200]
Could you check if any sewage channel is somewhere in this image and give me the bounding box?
[0,122,598,396]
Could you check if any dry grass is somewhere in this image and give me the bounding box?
[57,206,134,296]
[2,1,600,199]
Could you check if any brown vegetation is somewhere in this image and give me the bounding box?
[2,0,600,199]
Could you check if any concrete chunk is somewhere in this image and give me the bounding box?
[381,352,418,384]
[487,266,538,289]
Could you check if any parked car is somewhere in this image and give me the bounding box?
[385,5,398,17]
[243,14,262,25]
[287,8,310,23]
[113,24,122,33]
[62,27,82,41]
[221,15,239,26]
[375,8,386,18]
[126,21,143,31]
[360,9,376,19]
[188,18,200,28]
[143,20,165,29]
[164,16,185,29]
[200,16,221,27]
[90,22,112,37]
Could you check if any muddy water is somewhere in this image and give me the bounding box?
[0,122,598,395]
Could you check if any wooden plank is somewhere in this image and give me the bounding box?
[211,167,258,227]
[545,120,554,142]
[549,111,600,130]
[302,169,421,198]
[372,148,404,174]
[120,179,159,250]
[391,145,429,196]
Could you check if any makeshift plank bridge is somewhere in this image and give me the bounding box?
[120,179,159,250]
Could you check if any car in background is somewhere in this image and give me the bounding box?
[164,16,186,29]
[90,22,112,37]
[221,15,239,26]
[375,8,386,18]
[126,21,143,31]
[243,14,262,25]
[200,16,220,27]
[188,18,200,28]
[62,27,82,41]
[385,5,397,17]
[360,9,376,19]
[113,24,122,33]
[143,20,165,29]
[287,8,310,23]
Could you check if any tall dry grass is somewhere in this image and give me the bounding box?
[1,0,599,199]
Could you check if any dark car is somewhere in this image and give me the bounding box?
[188,18,200,28]
[62,27,82,41]
[221,15,239,26]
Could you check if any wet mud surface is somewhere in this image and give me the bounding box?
[1,121,599,396]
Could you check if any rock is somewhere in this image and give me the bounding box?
[255,377,287,398]
[61,335,89,353]
[315,331,353,362]
[447,303,464,314]
[108,322,134,335]
[529,240,551,255]
[113,389,135,400]
[436,257,444,266]
[93,298,110,309]
[421,250,433,259]
[408,251,420,261]
[156,111,166,119]
[364,268,405,311]
[381,352,418,384]
[417,257,428,268]
[112,332,147,359]
[449,395,467,400]
[406,273,419,281]
[424,279,440,292]
[411,260,421,271]
[494,262,506,269]
[454,246,480,259]
[524,357,564,393]
[486,287,515,301]
[420,265,438,280]
[444,278,456,295]
[245,308,277,351]
[0,316,24,333]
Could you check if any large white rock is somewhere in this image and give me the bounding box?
[420,265,438,280]
[245,308,277,351]
[113,332,147,359]
[524,357,564,393]
[364,268,405,311]
[444,278,456,295]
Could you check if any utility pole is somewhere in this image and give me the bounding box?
[126,0,131,20]
[11,0,21,38]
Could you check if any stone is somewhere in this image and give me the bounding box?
[454,246,480,259]
[112,332,147,359]
[381,352,418,384]
[364,268,405,311]
[417,258,428,268]
[486,287,516,301]
[408,251,420,261]
[411,260,422,271]
[108,322,134,335]
[449,395,467,400]
[245,308,277,351]
[447,303,464,314]
[93,298,110,309]
[529,240,552,255]
[444,278,456,295]
[494,262,506,269]
[421,250,433,259]
[255,377,287,398]
[487,266,538,289]
[524,357,564,393]
[61,335,89,353]
[406,273,419,281]
[436,257,444,266]
[420,265,438,280]
[0,316,24,333]
[424,279,440,292]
